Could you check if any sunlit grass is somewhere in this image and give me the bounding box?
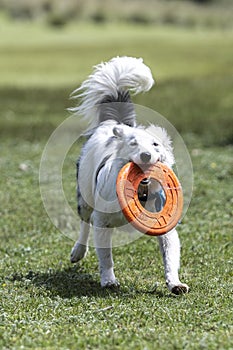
[0,139,232,349]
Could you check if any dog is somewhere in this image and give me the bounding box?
[70,56,189,295]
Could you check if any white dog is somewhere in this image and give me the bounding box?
[70,56,189,294]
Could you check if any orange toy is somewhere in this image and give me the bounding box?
[116,161,183,236]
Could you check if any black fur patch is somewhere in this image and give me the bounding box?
[95,154,112,187]
[98,91,136,127]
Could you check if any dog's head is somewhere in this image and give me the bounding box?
[112,124,174,168]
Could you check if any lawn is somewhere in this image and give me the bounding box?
[0,20,232,349]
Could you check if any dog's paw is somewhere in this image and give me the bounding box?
[101,279,120,289]
[70,243,88,263]
[100,269,120,289]
[170,283,189,295]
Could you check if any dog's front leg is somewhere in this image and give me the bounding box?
[94,224,119,288]
[158,229,189,295]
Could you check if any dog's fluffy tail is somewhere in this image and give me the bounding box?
[70,56,154,128]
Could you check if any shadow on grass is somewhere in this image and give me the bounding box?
[32,266,116,298]
[9,266,167,299]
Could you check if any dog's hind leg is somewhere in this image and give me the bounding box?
[158,229,189,295]
[94,224,120,288]
[70,220,90,263]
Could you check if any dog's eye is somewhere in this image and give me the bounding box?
[153,142,159,147]
[129,139,138,146]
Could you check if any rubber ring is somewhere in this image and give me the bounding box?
[116,161,183,236]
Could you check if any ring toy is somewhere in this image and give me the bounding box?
[116,161,183,236]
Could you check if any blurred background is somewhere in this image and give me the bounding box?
[0,0,233,145]
[1,0,233,28]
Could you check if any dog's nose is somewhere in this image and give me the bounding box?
[140,152,151,163]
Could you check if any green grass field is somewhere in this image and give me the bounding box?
[0,20,232,349]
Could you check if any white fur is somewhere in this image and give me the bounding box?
[70,57,189,294]
[70,56,154,128]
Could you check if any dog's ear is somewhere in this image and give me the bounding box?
[113,126,124,138]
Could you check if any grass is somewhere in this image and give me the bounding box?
[1,21,233,87]
[0,20,233,349]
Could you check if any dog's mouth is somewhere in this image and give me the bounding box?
[130,155,161,170]
[137,163,152,171]
[129,160,153,170]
